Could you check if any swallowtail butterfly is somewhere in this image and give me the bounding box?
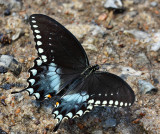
[12,14,135,132]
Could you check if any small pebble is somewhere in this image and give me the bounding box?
[103,117,117,128]
[0,84,12,90]
[45,124,54,130]
[92,130,103,134]
[34,120,40,125]
[9,58,22,76]
[133,0,145,4]
[12,29,24,41]
[124,29,150,41]
[19,58,25,63]
[77,123,84,130]
[151,42,160,51]
[0,66,8,73]
[4,9,11,16]
[15,108,21,114]
[91,25,106,36]
[120,74,128,80]
[138,80,158,94]
[132,118,140,124]
[0,55,14,68]
[104,0,123,9]
[153,78,159,84]
[98,13,107,21]
[121,66,142,76]
[1,99,7,106]
[135,53,150,68]
[82,38,97,51]
[0,34,12,45]
[0,127,8,134]
[128,11,138,17]
[150,1,158,7]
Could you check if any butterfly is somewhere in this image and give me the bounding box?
[12,14,135,132]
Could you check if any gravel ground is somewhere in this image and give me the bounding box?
[0,0,160,134]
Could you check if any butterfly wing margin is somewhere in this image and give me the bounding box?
[25,58,82,100]
[12,14,90,99]
[52,77,94,131]
[29,14,89,69]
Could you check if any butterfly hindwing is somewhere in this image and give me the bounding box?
[52,77,92,131]
[52,71,135,131]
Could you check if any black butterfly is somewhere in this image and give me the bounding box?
[12,14,135,132]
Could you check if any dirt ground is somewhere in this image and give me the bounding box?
[0,0,160,134]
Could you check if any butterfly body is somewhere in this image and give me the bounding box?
[12,14,135,132]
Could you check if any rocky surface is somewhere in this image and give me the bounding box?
[0,0,159,134]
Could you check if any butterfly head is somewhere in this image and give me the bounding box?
[90,64,99,71]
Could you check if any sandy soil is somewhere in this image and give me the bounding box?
[0,0,160,134]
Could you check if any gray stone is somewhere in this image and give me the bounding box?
[128,11,138,17]
[124,29,151,42]
[150,1,158,7]
[103,117,117,128]
[12,28,24,41]
[138,80,158,94]
[92,130,103,134]
[0,55,22,76]
[135,53,150,68]
[0,55,13,68]
[104,0,123,9]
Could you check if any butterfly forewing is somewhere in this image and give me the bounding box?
[29,14,89,69]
